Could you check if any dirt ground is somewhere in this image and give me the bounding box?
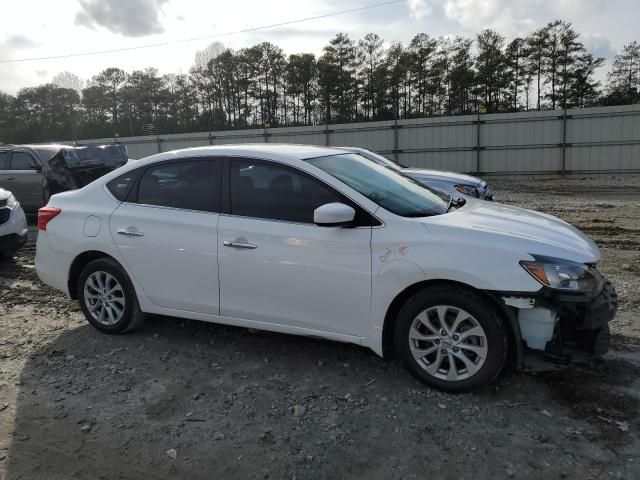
[1,176,639,480]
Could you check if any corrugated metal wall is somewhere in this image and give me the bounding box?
[72,104,640,175]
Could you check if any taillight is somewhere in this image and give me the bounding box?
[38,207,61,231]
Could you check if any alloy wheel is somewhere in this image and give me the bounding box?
[409,305,488,381]
[83,270,126,326]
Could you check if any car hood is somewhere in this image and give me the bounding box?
[423,200,600,264]
[403,168,482,185]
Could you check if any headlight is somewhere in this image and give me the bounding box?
[6,194,19,208]
[453,184,479,198]
[520,255,603,293]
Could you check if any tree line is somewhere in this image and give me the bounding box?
[1,20,639,144]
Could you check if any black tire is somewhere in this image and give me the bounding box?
[77,257,145,334]
[394,285,507,393]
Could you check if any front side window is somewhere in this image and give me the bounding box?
[136,160,218,212]
[230,159,341,223]
[11,152,38,170]
[307,153,449,217]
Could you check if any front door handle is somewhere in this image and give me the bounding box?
[223,238,257,249]
[5,177,15,181]
[117,227,145,237]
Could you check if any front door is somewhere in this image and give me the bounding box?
[109,158,222,315]
[217,158,373,336]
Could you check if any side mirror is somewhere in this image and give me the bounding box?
[314,202,356,227]
[31,164,42,172]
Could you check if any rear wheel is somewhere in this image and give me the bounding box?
[394,285,507,392]
[77,258,145,333]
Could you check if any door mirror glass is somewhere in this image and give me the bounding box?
[314,202,356,227]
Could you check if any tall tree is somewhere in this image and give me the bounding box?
[319,33,358,123]
[286,53,317,125]
[606,41,640,104]
[570,53,605,107]
[447,37,475,114]
[408,33,438,116]
[504,38,526,110]
[526,26,549,110]
[358,33,385,120]
[52,71,84,94]
[93,68,126,132]
[476,29,506,112]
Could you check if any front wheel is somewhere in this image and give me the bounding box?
[77,258,145,334]
[394,285,507,393]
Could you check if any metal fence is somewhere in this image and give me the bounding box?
[69,104,640,175]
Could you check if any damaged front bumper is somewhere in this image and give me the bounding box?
[498,280,618,370]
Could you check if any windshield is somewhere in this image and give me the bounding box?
[355,150,404,170]
[307,153,449,217]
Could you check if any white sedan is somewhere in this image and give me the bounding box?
[35,145,616,392]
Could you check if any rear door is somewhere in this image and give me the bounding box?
[5,151,44,209]
[109,158,222,315]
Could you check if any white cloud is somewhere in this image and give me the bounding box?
[75,0,169,37]
[408,0,431,20]
[442,0,540,36]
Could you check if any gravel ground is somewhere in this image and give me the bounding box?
[1,176,639,480]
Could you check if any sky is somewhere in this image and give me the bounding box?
[0,0,637,95]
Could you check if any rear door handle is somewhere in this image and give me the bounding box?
[5,177,15,181]
[224,239,257,249]
[117,227,145,237]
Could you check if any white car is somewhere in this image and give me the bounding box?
[0,188,28,258]
[35,145,617,392]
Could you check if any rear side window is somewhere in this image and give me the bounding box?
[229,159,342,223]
[11,152,38,170]
[0,152,8,170]
[107,170,141,201]
[136,160,219,212]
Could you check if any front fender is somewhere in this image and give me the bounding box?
[367,258,426,356]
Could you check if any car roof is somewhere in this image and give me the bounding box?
[138,144,347,164]
[0,144,74,162]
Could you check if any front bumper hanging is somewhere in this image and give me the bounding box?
[500,280,618,370]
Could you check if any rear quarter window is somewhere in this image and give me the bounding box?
[107,169,141,201]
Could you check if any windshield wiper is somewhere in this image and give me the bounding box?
[405,211,437,218]
[446,196,466,213]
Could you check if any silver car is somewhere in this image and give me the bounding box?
[337,147,493,201]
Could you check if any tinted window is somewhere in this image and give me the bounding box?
[0,152,8,170]
[107,169,141,201]
[136,160,218,212]
[230,159,341,223]
[11,152,37,170]
[307,153,449,217]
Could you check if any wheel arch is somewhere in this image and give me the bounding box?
[68,250,118,300]
[381,279,522,367]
